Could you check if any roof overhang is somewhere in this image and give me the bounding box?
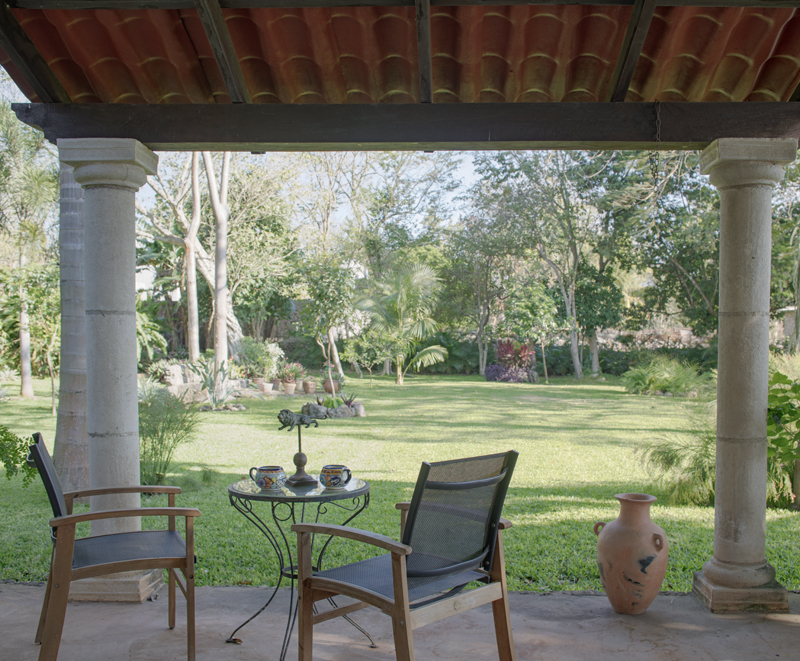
[14,101,800,151]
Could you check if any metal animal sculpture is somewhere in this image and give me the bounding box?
[277,409,319,432]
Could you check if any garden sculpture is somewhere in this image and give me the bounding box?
[277,409,319,432]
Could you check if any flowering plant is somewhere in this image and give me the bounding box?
[278,362,305,382]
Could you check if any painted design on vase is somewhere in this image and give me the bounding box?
[594,493,669,615]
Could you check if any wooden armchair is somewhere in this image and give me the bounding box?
[27,432,200,661]
[292,450,518,661]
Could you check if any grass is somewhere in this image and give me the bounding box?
[1,374,799,593]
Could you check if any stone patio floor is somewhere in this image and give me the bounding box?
[2,583,799,660]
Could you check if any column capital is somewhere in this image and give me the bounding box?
[58,138,158,190]
[700,138,797,189]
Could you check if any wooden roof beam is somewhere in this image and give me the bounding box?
[606,0,656,102]
[193,0,251,103]
[0,1,70,103]
[416,0,432,103]
[14,102,800,152]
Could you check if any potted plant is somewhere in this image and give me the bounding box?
[279,362,304,395]
[303,376,317,395]
[322,365,339,394]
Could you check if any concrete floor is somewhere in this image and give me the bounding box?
[2,583,799,661]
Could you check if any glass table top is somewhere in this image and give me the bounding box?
[228,476,369,503]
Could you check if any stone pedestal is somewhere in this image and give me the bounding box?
[59,138,160,602]
[693,138,797,613]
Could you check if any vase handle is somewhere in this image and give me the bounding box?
[593,521,606,536]
[653,533,665,551]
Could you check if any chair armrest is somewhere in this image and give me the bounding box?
[395,502,410,511]
[498,517,512,530]
[292,523,412,556]
[64,486,181,499]
[50,507,201,528]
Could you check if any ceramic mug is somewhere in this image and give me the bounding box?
[249,465,286,490]
[320,465,352,489]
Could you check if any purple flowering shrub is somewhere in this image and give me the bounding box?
[485,364,528,383]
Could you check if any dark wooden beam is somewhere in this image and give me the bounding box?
[606,0,656,102]
[193,0,251,103]
[8,0,800,9]
[0,2,70,103]
[13,102,800,152]
[416,0,432,103]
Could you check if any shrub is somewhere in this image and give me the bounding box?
[235,337,284,379]
[497,340,534,370]
[146,359,172,383]
[485,364,528,383]
[138,382,199,485]
[0,426,36,486]
[188,358,238,409]
[621,355,708,396]
[416,332,481,375]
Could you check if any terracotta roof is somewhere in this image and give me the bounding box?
[2,4,799,105]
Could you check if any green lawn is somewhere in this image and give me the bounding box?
[2,375,799,592]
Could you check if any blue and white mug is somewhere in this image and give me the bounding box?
[320,465,352,489]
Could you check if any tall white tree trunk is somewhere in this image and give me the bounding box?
[380,358,393,376]
[185,153,202,363]
[203,152,231,392]
[18,252,33,398]
[328,327,345,378]
[54,164,88,493]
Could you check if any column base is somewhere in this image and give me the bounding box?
[692,570,788,613]
[68,569,163,603]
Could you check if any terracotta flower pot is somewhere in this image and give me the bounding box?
[303,380,317,394]
[323,379,339,394]
[259,382,273,393]
[253,377,265,386]
[270,378,282,391]
[594,493,669,615]
[283,381,296,395]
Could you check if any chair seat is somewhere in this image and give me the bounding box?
[73,530,186,570]
[316,554,486,605]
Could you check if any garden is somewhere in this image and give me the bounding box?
[3,372,800,594]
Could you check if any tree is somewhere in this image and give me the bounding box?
[443,200,517,376]
[0,101,58,396]
[357,263,447,385]
[475,151,600,378]
[301,260,355,388]
[505,280,562,384]
[342,327,392,385]
[574,261,624,375]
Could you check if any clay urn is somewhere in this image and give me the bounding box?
[594,493,669,615]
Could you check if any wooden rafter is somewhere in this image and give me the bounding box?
[193,0,251,103]
[14,102,800,152]
[7,0,800,9]
[416,0,433,103]
[605,0,656,103]
[0,1,70,103]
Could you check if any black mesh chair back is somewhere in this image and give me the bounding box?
[27,432,67,520]
[402,450,518,595]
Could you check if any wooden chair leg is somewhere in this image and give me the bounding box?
[168,569,176,630]
[490,530,516,661]
[38,529,75,661]
[297,532,314,661]
[35,546,56,644]
[186,518,196,661]
[390,553,415,661]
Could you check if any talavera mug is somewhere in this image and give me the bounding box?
[249,465,286,490]
[320,465,352,489]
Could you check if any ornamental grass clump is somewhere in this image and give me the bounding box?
[138,381,200,485]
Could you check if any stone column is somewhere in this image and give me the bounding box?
[693,138,797,613]
[58,139,159,602]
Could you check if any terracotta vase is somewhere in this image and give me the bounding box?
[303,380,317,394]
[594,493,669,615]
[283,381,296,395]
[270,378,282,391]
[323,379,339,394]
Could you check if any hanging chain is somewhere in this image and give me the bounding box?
[648,100,662,185]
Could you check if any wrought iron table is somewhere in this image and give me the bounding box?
[227,477,372,660]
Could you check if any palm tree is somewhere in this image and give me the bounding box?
[357,263,447,385]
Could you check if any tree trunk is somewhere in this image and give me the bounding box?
[185,153,201,363]
[328,327,345,378]
[18,251,34,398]
[380,358,393,376]
[395,354,404,385]
[541,337,550,384]
[569,327,583,379]
[54,163,88,494]
[589,329,601,376]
